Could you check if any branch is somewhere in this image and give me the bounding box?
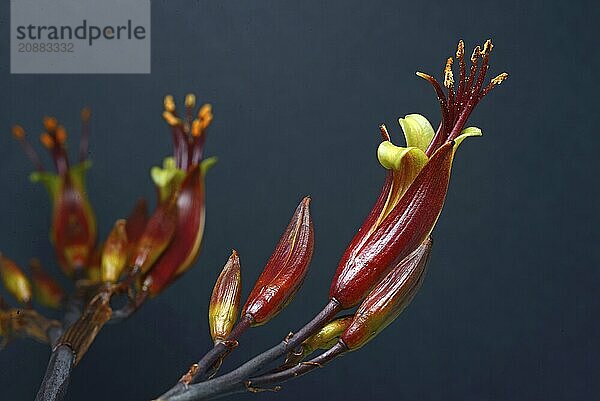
[158,298,341,400]
[162,342,347,401]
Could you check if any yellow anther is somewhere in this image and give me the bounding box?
[481,39,493,56]
[55,125,68,144]
[456,40,464,59]
[40,133,54,149]
[185,93,196,109]
[191,119,202,137]
[491,72,509,86]
[162,111,181,127]
[12,125,25,140]
[164,95,176,113]
[198,104,213,129]
[198,103,212,119]
[81,107,91,122]
[444,57,454,88]
[471,46,480,63]
[43,116,58,132]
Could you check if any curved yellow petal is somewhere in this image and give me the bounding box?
[377,141,428,172]
[454,126,483,149]
[151,157,185,203]
[398,114,435,151]
[376,141,429,227]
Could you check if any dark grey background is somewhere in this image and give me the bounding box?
[1,1,598,400]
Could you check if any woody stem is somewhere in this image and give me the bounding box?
[158,298,342,401]
[35,288,85,401]
[164,342,347,401]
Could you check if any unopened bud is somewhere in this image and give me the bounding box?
[209,250,242,343]
[242,197,314,326]
[341,239,432,350]
[101,220,129,283]
[0,254,32,305]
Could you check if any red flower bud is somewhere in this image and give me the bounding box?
[341,238,432,350]
[242,197,314,326]
[143,160,214,295]
[330,143,452,308]
[331,40,506,308]
[130,199,178,275]
[140,94,216,295]
[14,112,97,276]
[209,250,242,343]
[29,259,65,309]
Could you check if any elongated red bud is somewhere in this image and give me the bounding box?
[242,197,314,326]
[130,200,178,275]
[142,160,214,295]
[29,259,65,309]
[101,220,129,283]
[0,254,32,305]
[341,238,432,350]
[209,250,242,343]
[330,142,453,308]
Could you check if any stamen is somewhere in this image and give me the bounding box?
[162,111,182,127]
[379,124,391,141]
[481,39,494,56]
[190,104,213,165]
[415,72,449,123]
[443,58,454,89]
[420,40,507,150]
[481,72,509,98]
[191,119,202,137]
[40,132,55,149]
[444,57,456,124]
[12,125,25,140]
[491,72,509,86]
[43,117,58,132]
[448,40,494,141]
[416,71,450,153]
[185,93,196,109]
[455,40,467,112]
[79,107,91,162]
[456,40,465,60]
[465,45,481,97]
[184,93,196,131]
[12,125,45,171]
[55,125,67,145]
[198,104,213,130]
[470,45,480,64]
[164,95,176,113]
